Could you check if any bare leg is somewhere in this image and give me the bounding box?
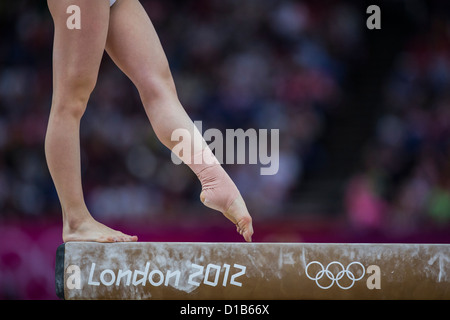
[45,0,137,242]
[106,0,253,241]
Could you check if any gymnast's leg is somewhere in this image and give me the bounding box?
[45,0,137,242]
[105,0,253,241]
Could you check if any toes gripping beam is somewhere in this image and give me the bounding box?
[55,242,450,300]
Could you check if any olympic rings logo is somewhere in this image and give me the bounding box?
[305,261,365,290]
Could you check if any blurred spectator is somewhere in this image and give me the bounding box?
[345,172,388,232]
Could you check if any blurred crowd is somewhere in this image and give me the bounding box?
[0,0,448,232]
[345,12,450,233]
[0,0,365,221]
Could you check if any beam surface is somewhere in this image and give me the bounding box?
[56,242,450,300]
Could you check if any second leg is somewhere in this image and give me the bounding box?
[46,0,137,242]
[105,0,253,241]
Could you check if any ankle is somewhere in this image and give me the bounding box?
[198,166,240,213]
[62,206,92,231]
[187,148,220,176]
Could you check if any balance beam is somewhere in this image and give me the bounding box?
[55,242,450,300]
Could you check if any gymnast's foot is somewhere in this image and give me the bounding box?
[187,148,254,242]
[201,191,254,242]
[63,214,138,243]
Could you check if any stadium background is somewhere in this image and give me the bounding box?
[0,0,449,299]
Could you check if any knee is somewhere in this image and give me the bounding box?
[52,73,97,119]
[137,64,177,106]
[51,100,87,120]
